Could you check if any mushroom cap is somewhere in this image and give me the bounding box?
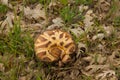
[34,29,76,63]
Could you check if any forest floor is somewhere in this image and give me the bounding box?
[0,0,120,80]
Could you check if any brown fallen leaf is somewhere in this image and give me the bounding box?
[24,4,46,20]
[0,63,5,72]
[1,0,8,5]
[0,12,14,34]
[47,17,64,30]
[95,70,117,80]
[84,10,95,32]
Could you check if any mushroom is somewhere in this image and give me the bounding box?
[34,29,76,66]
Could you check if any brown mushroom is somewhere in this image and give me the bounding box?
[34,29,76,66]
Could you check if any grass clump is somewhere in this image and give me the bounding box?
[113,16,120,27]
[0,18,34,57]
[81,75,93,80]
[60,6,83,23]
[0,4,8,13]
[38,0,51,5]
[75,0,93,5]
[24,0,50,4]
[0,17,34,79]
[60,6,75,23]
[59,0,68,5]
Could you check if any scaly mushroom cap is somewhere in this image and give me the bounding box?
[34,29,76,63]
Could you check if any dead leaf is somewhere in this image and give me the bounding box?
[24,4,46,20]
[0,0,12,9]
[107,50,120,66]
[0,12,14,33]
[92,33,105,40]
[79,5,88,12]
[82,64,110,76]
[70,69,80,80]
[0,63,5,72]
[18,76,26,80]
[76,42,87,58]
[95,70,117,80]
[47,17,64,30]
[69,24,84,38]
[103,25,114,37]
[1,0,8,5]
[84,10,95,32]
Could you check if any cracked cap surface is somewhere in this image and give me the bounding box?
[34,29,76,64]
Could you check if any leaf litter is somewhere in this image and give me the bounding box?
[0,0,120,80]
